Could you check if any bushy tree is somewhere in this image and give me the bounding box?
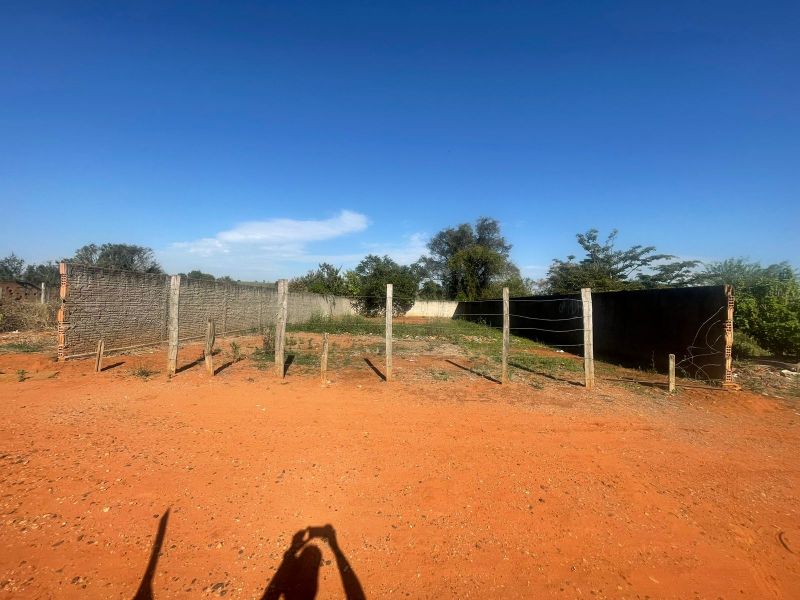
[544,229,700,294]
[351,255,420,316]
[700,259,800,356]
[1,253,59,286]
[289,263,349,296]
[186,270,215,281]
[73,243,163,273]
[0,253,25,279]
[421,217,519,300]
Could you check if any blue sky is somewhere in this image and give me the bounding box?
[2,1,798,280]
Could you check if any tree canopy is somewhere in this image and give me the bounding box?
[420,217,528,300]
[289,263,350,296]
[351,255,420,316]
[700,259,800,356]
[73,243,163,273]
[543,229,700,294]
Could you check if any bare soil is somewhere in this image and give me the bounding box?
[1,334,799,599]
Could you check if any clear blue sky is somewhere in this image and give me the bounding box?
[2,1,798,280]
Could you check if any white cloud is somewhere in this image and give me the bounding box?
[158,210,370,279]
[172,210,368,257]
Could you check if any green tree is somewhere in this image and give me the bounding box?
[73,243,163,273]
[422,217,519,300]
[700,259,800,356]
[186,270,216,281]
[544,229,700,294]
[1,254,59,286]
[351,255,420,316]
[289,263,348,295]
[0,253,25,279]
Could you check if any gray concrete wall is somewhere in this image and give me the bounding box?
[58,263,355,359]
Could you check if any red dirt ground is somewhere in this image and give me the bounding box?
[1,337,799,599]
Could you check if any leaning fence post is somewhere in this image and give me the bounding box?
[205,319,216,375]
[167,275,181,376]
[385,283,393,382]
[581,287,595,389]
[275,279,288,378]
[668,353,676,392]
[40,282,46,304]
[321,332,329,383]
[501,287,509,384]
[94,339,104,372]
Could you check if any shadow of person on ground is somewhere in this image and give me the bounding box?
[131,513,364,600]
[261,525,365,600]
[132,509,170,600]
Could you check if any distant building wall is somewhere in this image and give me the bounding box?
[57,263,355,359]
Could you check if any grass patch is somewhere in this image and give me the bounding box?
[131,366,158,379]
[510,352,582,376]
[0,341,46,353]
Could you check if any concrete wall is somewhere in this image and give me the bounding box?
[58,263,355,359]
[405,300,459,318]
[455,285,734,383]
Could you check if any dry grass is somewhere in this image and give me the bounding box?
[0,301,58,332]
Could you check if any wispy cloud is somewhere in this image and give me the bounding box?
[172,210,368,257]
[158,210,370,279]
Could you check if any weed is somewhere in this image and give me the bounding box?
[16,369,27,382]
[230,341,242,362]
[0,341,45,353]
[131,366,157,379]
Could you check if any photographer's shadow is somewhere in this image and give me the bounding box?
[132,511,364,600]
[261,525,365,600]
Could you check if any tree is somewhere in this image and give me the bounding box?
[0,253,25,279]
[0,254,59,286]
[72,243,163,273]
[421,217,518,300]
[700,259,800,356]
[351,255,420,316]
[186,270,215,281]
[543,229,700,294]
[289,263,348,295]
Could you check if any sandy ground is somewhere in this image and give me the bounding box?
[1,337,799,599]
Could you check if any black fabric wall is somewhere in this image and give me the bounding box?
[454,285,730,381]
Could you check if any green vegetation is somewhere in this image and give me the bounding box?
[131,366,158,379]
[420,217,532,300]
[543,229,700,294]
[700,259,800,357]
[230,341,242,362]
[0,341,46,353]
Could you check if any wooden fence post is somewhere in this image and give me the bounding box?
[275,279,288,378]
[321,332,329,383]
[668,353,676,393]
[581,288,595,390]
[385,283,393,382]
[205,319,216,375]
[167,275,181,376]
[501,287,509,384]
[94,339,104,372]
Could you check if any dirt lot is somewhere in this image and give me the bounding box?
[1,333,799,599]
